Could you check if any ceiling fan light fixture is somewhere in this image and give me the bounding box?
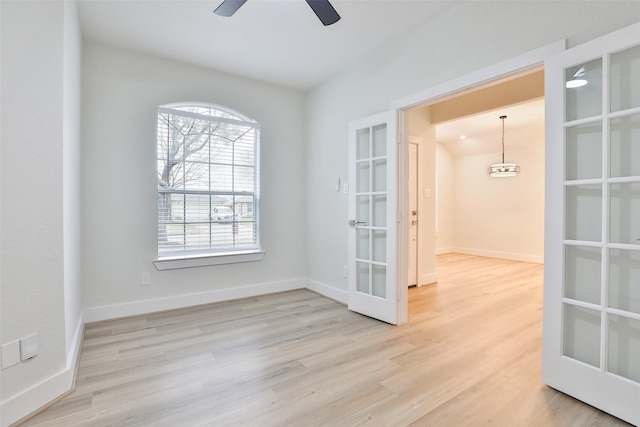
[214,0,340,26]
[566,79,587,89]
[305,0,341,26]
[566,65,588,88]
[214,0,247,17]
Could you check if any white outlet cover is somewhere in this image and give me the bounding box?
[141,272,151,286]
[20,334,39,361]
[2,340,21,369]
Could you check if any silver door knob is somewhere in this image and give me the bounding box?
[348,219,366,227]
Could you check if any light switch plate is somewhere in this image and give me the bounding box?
[20,333,39,361]
[2,340,21,369]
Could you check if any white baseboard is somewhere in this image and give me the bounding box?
[2,277,340,426]
[1,313,84,427]
[305,279,348,304]
[84,278,306,323]
[436,247,455,255]
[453,247,544,264]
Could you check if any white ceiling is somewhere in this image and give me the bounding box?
[77,1,544,158]
[77,0,458,90]
[435,99,545,158]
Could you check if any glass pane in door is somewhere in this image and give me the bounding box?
[611,45,640,112]
[357,195,370,225]
[357,162,370,192]
[565,185,602,241]
[357,229,369,259]
[564,245,601,304]
[609,249,640,314]
[372,124,387,157]
[566,58,602,121]
[372,195,386,227]
[373,159,387,192]
[563,304,601,367]
[608,314,640,382]
[356,261,369,294]
[610,113,640,177]
[372,230,386,263]
[372,264,386,298]
[566,122,602,180]
[357,128,370,160]
[609,182,640,244]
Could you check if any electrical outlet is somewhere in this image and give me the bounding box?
[141,272,151,286]
[20,334,38,361]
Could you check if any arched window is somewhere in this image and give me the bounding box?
[157,103,260,258]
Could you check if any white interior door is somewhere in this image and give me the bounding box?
[348,110,398,325]
[543,21,640,425]
[408,142,418,287]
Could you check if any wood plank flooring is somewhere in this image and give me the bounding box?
[19,254,632,426]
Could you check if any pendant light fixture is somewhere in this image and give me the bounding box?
[488,115,520,178]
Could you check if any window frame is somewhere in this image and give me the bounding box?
[154,103,262,268]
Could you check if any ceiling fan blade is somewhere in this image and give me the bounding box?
[214,0,248,17]
[305,0,341,26]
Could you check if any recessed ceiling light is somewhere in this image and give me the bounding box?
[460,135,467,140]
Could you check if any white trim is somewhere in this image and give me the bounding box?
[453,247,544,264]
[154,250,264,270]
[157,106,260,129]
[159,102,258,127]
[305,279,348,304]
[436,247,456,255]
[392,39,566,110]
[84,278,305,322]
[0,313,84,427]
[420,273,438,286]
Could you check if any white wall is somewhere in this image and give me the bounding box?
[0,1,71,422]
[305,2,640,292]
[435,143,455,254]
[81,42,307,312]
[453,143,545,263]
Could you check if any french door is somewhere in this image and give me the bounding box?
[543,21,640,425]
[347,111,399,325]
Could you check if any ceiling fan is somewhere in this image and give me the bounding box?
[214,0,341,26]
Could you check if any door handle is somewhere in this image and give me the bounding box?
[348,219,366,227]
[411,220,419,226]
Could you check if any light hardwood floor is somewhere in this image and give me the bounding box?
[19,254,632,426]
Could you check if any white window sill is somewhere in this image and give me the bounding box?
[153,250,264,270]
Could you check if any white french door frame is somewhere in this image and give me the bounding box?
[348,110,402,325]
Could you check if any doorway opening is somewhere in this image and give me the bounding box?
[400,68,545,322]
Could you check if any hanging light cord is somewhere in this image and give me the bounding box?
[500,115,507,164]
